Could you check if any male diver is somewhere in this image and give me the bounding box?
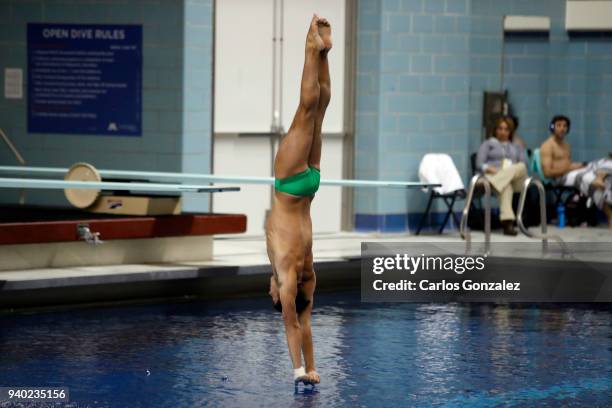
[265,14,331,386]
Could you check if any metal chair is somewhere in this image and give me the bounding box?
[416,154,466,235]
[415,188,466,234]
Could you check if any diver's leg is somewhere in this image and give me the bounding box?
[274,15,323,179]
[308,18,332,169]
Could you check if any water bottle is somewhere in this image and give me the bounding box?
[557,203,565,228]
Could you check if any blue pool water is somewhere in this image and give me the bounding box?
[1,291,611,407]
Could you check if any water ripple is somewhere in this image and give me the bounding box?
[0,293,610,407]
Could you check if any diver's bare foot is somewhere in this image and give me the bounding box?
[305,370,320,384]
[307,14,325,52]
[318,18,332,54]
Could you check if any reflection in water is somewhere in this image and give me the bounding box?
[0,293,611,407]
[413,305,462,405]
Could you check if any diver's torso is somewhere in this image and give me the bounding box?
[266,192,313,268]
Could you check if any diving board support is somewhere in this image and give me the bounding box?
[0,212,247,271]
[0,129,27,205]
[0,129,25,165]
[460,174,491,255]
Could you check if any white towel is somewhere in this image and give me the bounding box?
[418,153,465,195]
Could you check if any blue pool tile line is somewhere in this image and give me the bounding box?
[355,211,463,232]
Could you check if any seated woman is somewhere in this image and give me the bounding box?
[476,117,528,235]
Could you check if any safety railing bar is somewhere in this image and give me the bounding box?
[460,174,491,255]
[0,128,25,165]
[516,177,569,255]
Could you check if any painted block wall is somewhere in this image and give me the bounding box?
[469,0,612,168]
[355,0,612,231]
[0,0,213,212]
[1,1,609,229]
[355,0,471,231]
[583,34,612,160]
[355,0,382,218]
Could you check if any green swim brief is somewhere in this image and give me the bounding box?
[274,166,320,197]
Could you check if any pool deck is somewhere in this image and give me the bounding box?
[1,227,612,311]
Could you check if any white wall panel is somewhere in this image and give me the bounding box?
[215,0,345,134]
[212,135,272,234]
[213,0,347,234]
[311,136,343,233]
[282,0,345,133]
[213,134,343,234]
[214,0,274,133]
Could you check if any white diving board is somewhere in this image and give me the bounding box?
[0,177,240,193]
[0,166,441,190]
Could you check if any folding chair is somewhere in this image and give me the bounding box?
[416,154,466,235]
[415,188,466,234]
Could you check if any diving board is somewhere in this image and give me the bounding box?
[0,172,240,216]
[0,177,240,193]
[0,165,441,190]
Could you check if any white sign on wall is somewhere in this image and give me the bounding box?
[4,68,23,99]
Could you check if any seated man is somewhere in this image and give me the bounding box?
[541,115,612,227]
[540,115,585,186]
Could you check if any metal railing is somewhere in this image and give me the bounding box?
[1,128,27,205]
[516,177,568,254]
[460,174,492,255]
[0,128,25,165]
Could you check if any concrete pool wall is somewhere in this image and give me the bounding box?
[1,228,611,313]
